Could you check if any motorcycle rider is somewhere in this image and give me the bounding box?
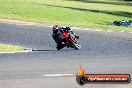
[52,25,79,50]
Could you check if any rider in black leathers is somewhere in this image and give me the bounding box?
[52,25,79,50]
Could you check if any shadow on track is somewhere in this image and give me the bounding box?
[32,49,57,51]
[32,48,77,52]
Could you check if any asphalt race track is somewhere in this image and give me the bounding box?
[0,22,132,88]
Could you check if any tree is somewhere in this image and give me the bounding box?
[124,0,132,1]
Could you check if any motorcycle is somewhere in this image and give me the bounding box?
[58,29,81,50]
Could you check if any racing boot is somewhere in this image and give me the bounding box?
[56,46,60,50]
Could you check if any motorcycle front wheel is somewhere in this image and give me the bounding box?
[70,40,81,50]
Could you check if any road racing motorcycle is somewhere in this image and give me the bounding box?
[58,28,81,50]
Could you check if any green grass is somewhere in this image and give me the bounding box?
[0,0,132,32]
[0,44,25,52]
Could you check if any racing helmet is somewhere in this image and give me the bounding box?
[53,25,59,30]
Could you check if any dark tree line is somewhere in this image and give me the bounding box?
[124,0,132,1]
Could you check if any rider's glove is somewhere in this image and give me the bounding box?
[75,35,79,39]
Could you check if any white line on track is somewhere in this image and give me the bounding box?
[0,51,30,54]
[0,52,15,54]
[0,48,32,54]
[43,74,75,77]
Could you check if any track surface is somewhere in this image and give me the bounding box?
[0,22,132,88]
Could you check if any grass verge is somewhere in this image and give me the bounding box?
[0,44,25,52]
[0,0,132,32]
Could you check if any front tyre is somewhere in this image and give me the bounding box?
[76,75,87,86]
[70,40,81,50]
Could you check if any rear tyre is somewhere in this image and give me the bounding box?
[56,47,60,50]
